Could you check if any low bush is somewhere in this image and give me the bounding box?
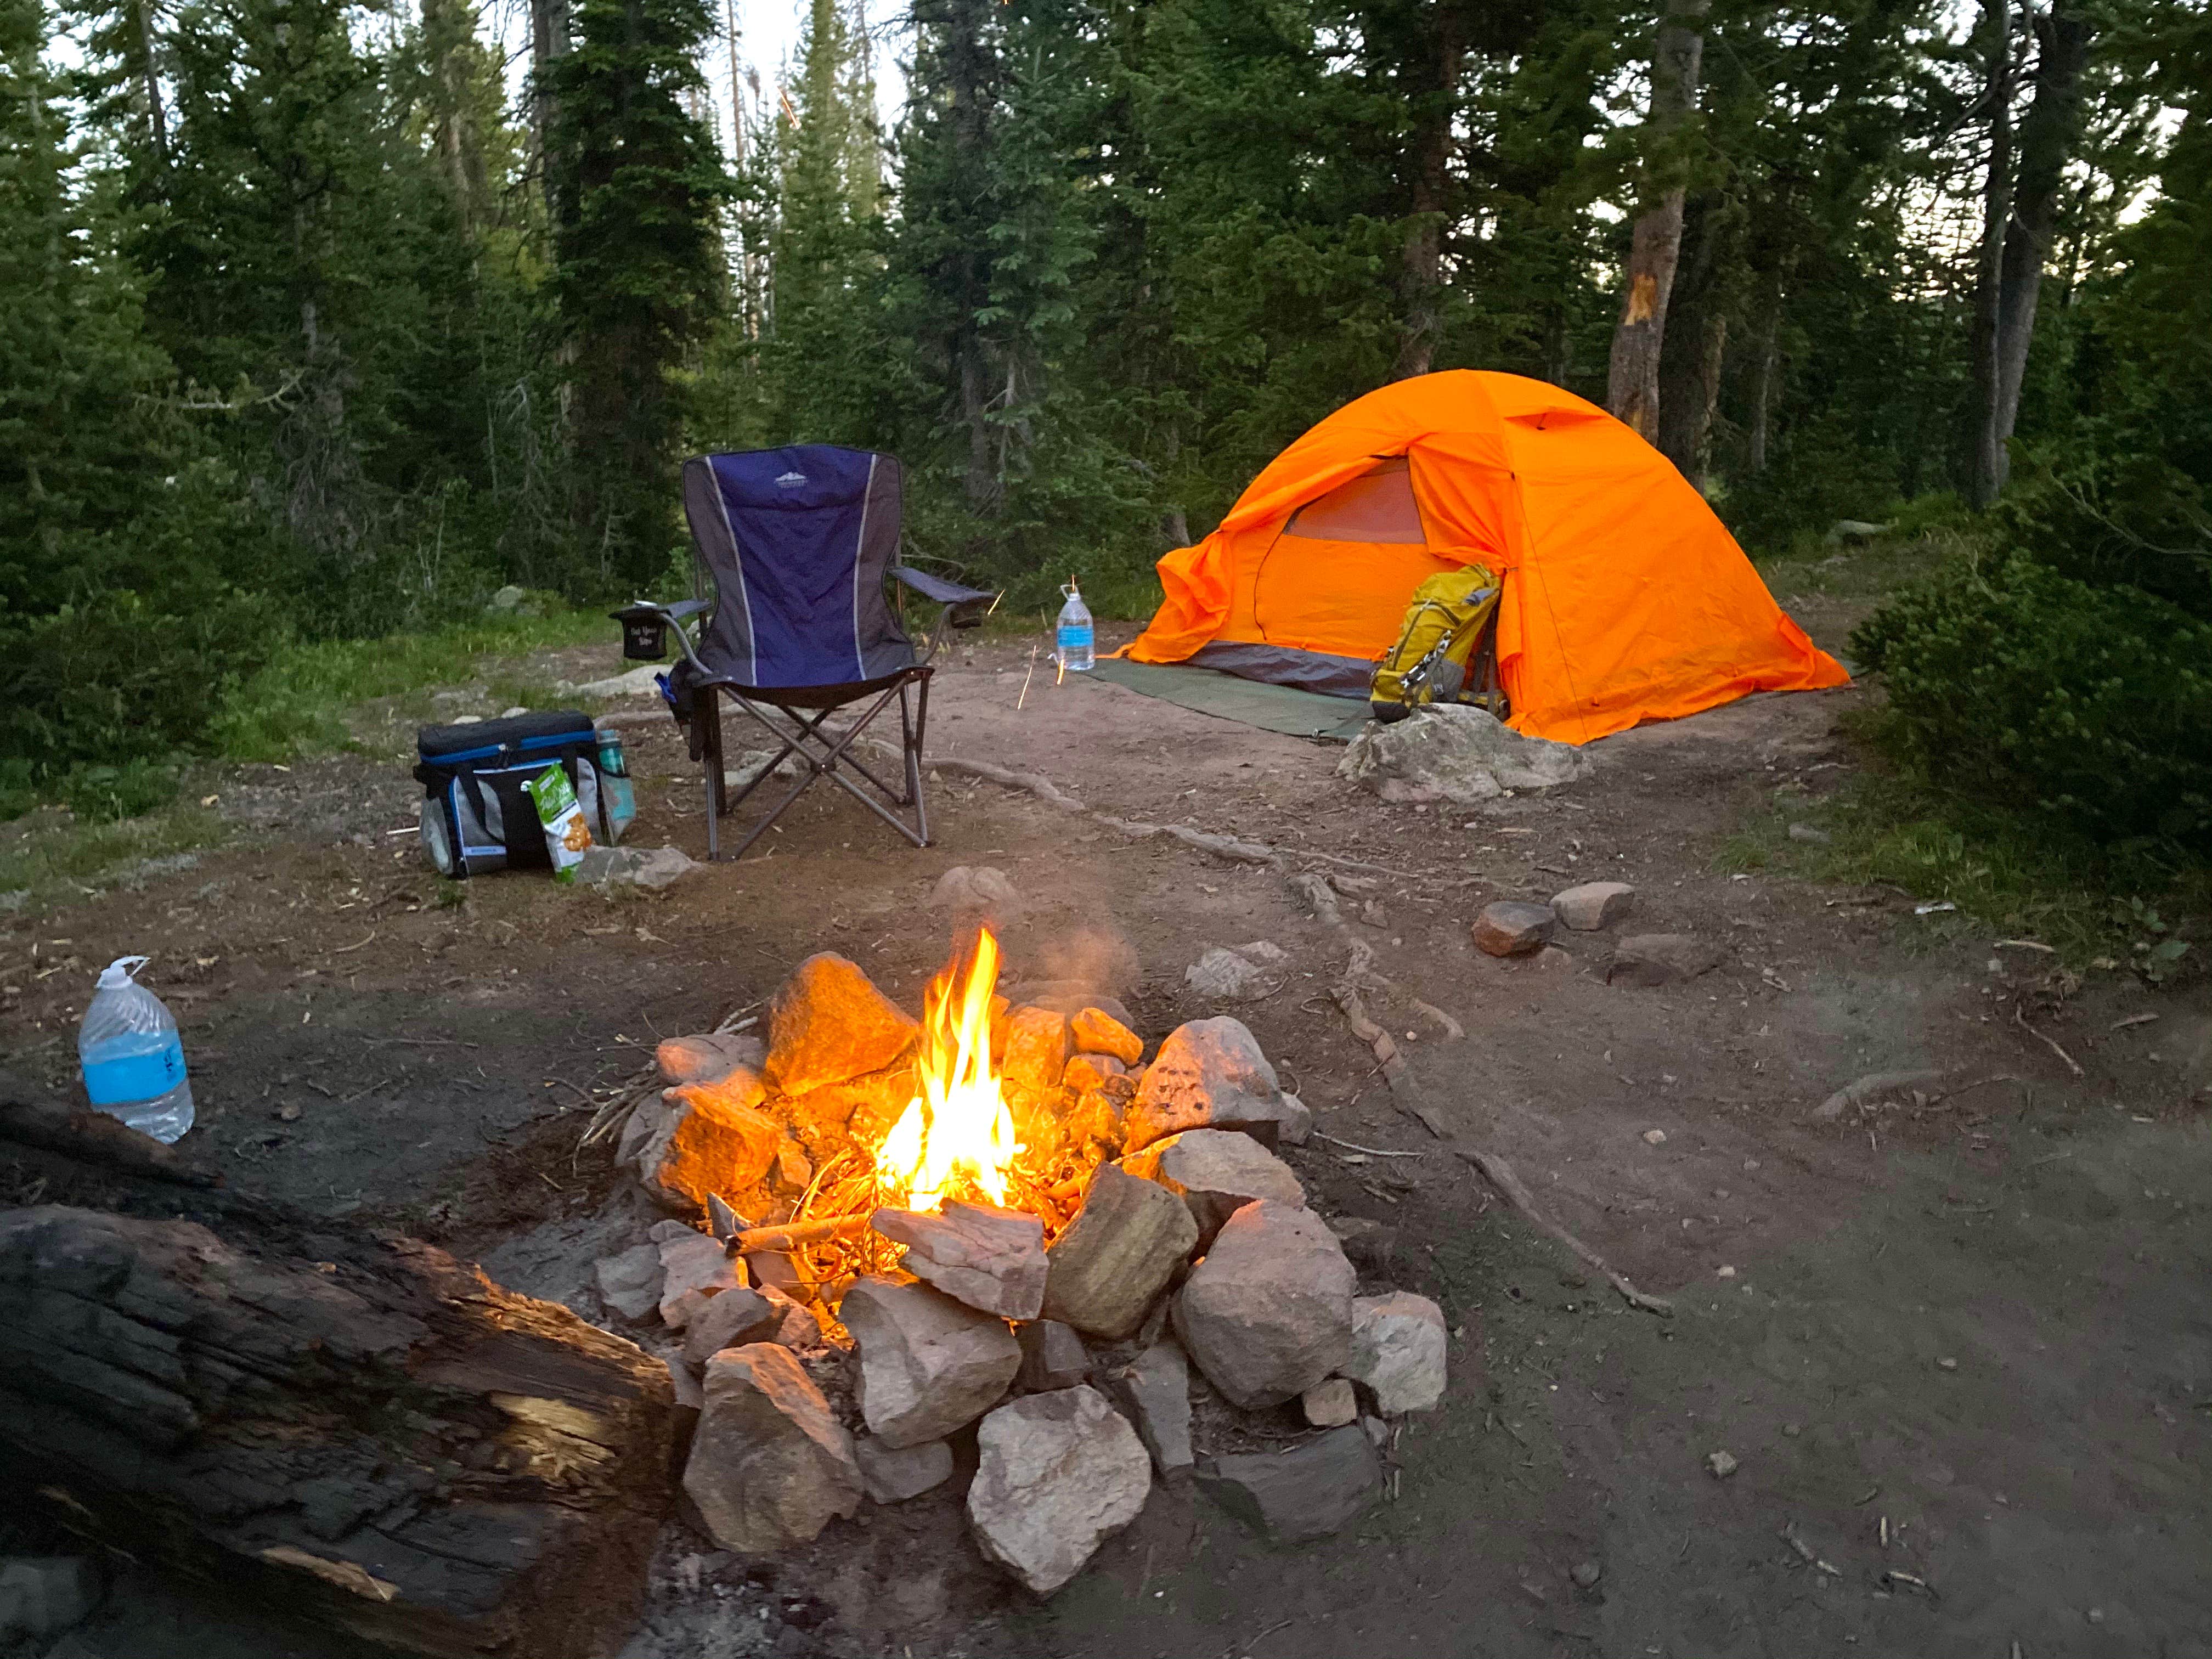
[1851,550,2212,852]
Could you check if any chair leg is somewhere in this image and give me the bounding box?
[703,691,725,861]
[905,679,930,846]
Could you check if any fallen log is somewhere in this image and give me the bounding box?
[0,1091,675,1659]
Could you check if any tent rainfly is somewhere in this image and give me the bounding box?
[1126,370,1849,744]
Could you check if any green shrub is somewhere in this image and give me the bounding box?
[1852,550,2212,851]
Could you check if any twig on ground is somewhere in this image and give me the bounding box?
[2013,1005,2084,1077]
[1312,1132,1429,1158]
[1451,1143,1674,1317]
[331,930,377,953]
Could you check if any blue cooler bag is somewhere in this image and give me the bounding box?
[414,710,603,877]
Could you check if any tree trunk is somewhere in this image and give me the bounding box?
[0,1098,674,1659]
[1989,0,2092,478]
[130,0,170,172]
[1391,6,1466,382]
[1606,0,1710,442]
[1745,280,1781,475]
[1655,191,1728,486]
[530,0,573,222]
[942,0,998,514]
[1966,0,2015,509]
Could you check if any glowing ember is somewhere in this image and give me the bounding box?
[876,927,1019,1212]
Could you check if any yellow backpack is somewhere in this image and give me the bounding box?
[1369,567,1505,723]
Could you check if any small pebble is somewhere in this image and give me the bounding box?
[1781,1423,1802,1438]
[1643,1128,1667,1146]
[1571,1560,1602,1589]
[1706,1449,1739,1479]
[1937,1356,1959,1371]
[1716,1265,1737,1279]
[2087,1607,2106,1624]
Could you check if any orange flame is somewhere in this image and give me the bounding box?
[876,927,1018,1212]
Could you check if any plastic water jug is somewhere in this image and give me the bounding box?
[77,956,194,1143]
[1055,581,1095,673]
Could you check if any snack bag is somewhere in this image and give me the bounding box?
[523,763,593,883]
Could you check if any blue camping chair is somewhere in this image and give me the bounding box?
[615,446,996,861]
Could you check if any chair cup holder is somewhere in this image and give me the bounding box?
[613,606,670,662]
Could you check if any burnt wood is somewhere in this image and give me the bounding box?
[0,1089,675,1658]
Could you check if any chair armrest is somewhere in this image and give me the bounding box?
[890,565,995,607]
[639,598,710,622]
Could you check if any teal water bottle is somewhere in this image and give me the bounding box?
[594,726,637,843]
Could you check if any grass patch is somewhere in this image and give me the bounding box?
[1717,763,2208,976]
[212,604,610,762]
[0,800,227,909]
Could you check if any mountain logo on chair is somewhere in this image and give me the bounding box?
[624,445,998,861]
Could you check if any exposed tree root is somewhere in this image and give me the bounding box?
[923,752,1675,1318]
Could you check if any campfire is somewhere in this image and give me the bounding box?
[875,927,1023,1214]
[595,907,1448,1600]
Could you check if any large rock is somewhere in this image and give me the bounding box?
[1471,901,1556,958]
[1120,1128,1306,1248]
[1011,985,1137,1033]
[781,1064,916,1160]
[765,954,919,1096]
[680,1284,781,1367]
[1341,1291,1448,1415]
[1195,1426,1382,1543]
[1001,1006,1072,1091]
[0,1558,98,1643]
[968,1387,1152,1595]
[1062,1052,1125,1094]
[1172,1201,1354,1409]
[593,1241,664,1321]
[1338,704,1592,805]
[1040,1163,1199,1340]
[928,864,1022,919]
[1123,1017,1296,1154]
[841,1277,1023,1448]
[1069,1006,1143,1066]
[1017,1319,1090,1392]
[1549,881,1635,931]
[871,1201,1048,1320]
[656,1222,745,1331]
[1102,1338,1193,1476]
[636,1083,784,1211]
[682,1345,863,1553]
[1183,946,1273,1002]
[854,1436,955,1504]
[655,1030,766,1087]
[1608,933,1723,986]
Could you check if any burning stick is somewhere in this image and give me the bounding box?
[726,1215,873,1255]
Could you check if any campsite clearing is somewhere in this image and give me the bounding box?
[2,613,2205,1659]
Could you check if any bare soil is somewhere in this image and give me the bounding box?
[4,618,2208,1659]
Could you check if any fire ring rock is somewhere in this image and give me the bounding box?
[1120,1128,1306,1249]
[681,1344,863,1553]
[1172,1200,1354,1409]
[840,1277,1023,1448]
[967,1386,1153,1595]
[1195,1424,1383,1543]
[1122,1017,1296,1154]
[1340,1291,1448,1415]
[1040,1163,1200,1340]
[765,953,920,1097]
[636,1080,783,1212]
[871,1201,1049,1321]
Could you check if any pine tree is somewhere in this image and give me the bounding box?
[545,0,729,588]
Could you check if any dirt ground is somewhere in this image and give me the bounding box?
[4,612,2209,1659]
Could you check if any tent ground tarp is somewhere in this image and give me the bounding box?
[1082,657,1370,742]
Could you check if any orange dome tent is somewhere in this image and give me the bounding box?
[1126,370,1847,744]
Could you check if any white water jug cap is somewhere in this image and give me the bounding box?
[95,956,151,990]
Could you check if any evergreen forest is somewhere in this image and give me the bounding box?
[2,0,2207,863]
